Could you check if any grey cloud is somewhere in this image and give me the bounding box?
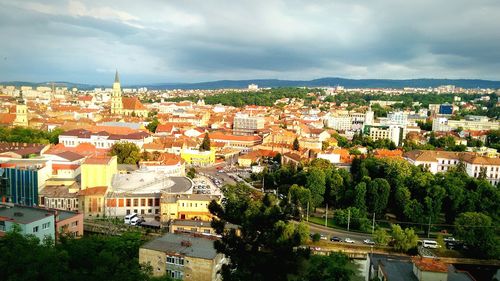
[0,0,499,84]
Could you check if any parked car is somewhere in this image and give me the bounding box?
[363,239,375,245]
[344,238,355,244]
[320,234,328,240]
[444,237,456,243]
[422,240,439,249]
[330,236,342,242]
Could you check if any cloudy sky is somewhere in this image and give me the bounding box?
[0,0,499,84]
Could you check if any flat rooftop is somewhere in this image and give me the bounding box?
[0,204,54,224]
[111,169,192,195]
[141,233,218,260]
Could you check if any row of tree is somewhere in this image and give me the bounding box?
[0,127,63,144]
[260,157,499,258]
[165,87,322,107]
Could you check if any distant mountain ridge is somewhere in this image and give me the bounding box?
[2,77,500,90]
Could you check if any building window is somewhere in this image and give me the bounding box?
[42,222,51,230]
[141,199,146,206]
[71,221,78,227]
[33,226,39,233]
[166,270,183,280]
[148,198,153,206]
[133,199,138,207]
[126,199,131,207]
[166,256,185,266]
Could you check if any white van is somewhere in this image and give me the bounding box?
[124,213,137,224]
[423,240,438,249]
[130,216,144,226]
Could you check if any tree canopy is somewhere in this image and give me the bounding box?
[0,229,172,281]
[209,183,358,281]
[0,127,63,144]
[110,142,141,164]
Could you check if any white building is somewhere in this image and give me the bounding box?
[323,110,369,131]
[403,150,500,185]
[364,125,404,146]
[59,129,153,149]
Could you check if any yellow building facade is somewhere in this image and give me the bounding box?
[160,194,221,223]
[80,156,118,190]
[180,148,216,167]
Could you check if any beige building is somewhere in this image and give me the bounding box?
[233,114,265,135]
[140,233,225,281]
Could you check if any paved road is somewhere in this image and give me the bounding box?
[197,164,237,185]
[197,164,262,192]
[300,221,374,244]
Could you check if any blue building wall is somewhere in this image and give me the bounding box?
[2,168,39,206]
[439,105,453,115]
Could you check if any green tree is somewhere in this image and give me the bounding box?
[145,118,159,133]
[288,184,312,218]
[353,182,367,213]
[209,183,311,281]
[306,168,326,208]
[199,132,211,151]
[187,167,196,179]
[436,234,446,255]
[373,228,390,246]
[293,137,300,151]
[110,142,141,164]
[454,212,499,258]
[367,178,390,217]
[391,224,418,252]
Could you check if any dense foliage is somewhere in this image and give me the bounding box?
[0,127,63,144]
[260,157,500,258]
[209,183,359,281]
[110,142,141,164]
[166,88,322,107]
[199,132,211,151]
[0,229,172,281]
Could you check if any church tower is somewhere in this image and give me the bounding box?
[111,70,123,114]
[13,93,28,127]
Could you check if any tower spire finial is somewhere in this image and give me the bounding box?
[114,69,120,83]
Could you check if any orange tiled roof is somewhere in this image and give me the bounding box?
[373,149,403,159]
[411,257,448,273]
[122,97,146,110]
[0,113,16,124]
[78,186,108,196]
[83,156,114,165]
